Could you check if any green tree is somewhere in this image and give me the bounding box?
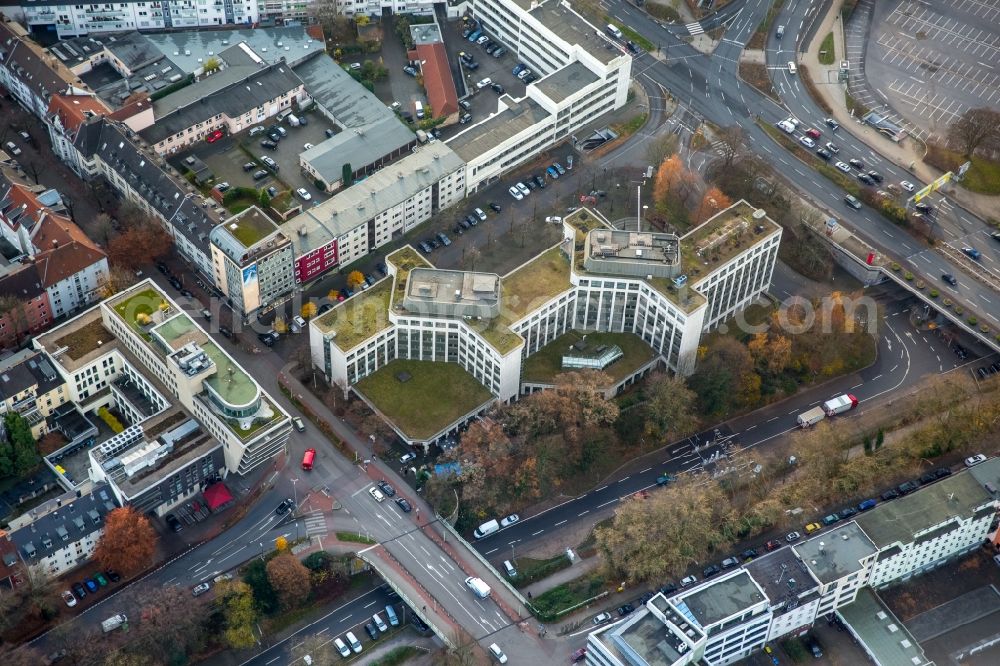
[342,162,353,187]
[258,189,271,208]
[643,373,699,440]
[0,435,14,478]
[242,558,279,614]
[4,413,39,474]
[220,581,258,649]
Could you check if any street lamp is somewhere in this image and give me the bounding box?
[291,477,299,541]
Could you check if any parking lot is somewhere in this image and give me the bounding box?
[868,0,1000,143]
[440,17,528,127]
[171,110,337,206]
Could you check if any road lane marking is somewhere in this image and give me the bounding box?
[532,530,545,536]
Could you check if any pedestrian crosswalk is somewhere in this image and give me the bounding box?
[710,140,727,156]
[303,510,327,538]
[687,22,705,36]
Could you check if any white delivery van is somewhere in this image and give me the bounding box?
[787,61,797,74]
[465,576,492,599]
[287,114,300,126]
[474,519,500,539]
[606,24,624,40]
[414,101,425,119]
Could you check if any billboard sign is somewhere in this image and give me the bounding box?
[913,171,951,203]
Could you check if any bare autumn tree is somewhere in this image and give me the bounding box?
[119,584,207,662]
[266,553,312,609]
[948,107,1000,156]
[94,507,158,576]
[643,373,700,441]
[106,224,173,270]
[97,265,140,299]
[0,294,30,346]
[715,125,748,168]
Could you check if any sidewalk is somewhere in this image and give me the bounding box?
[798,3,999,221]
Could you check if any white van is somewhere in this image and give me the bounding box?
[372,612,388,632]
[414,101,425,120]
[345,631,362,653]
[503,560,517,577]
[787,61,797,75]
[474,519,499,539]
[334,638,350,657]
[606,24,624,40]
[384,604,399,626]
[465,576,492,599]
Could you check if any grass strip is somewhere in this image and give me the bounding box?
[336,531,376,545]
[818,32,835,64]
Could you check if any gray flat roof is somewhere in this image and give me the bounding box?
[290,142,465,246]
[612,610,682,666]
[744,546,819,604]
[144,26,321,74]
[293,51,399,130]
[795,522,878,585]
[411,23,443,45]
[144,60,302,144]
[301,115,415,182]
[448,97,551,161]
[675,571,765,628]
[533,61,599,104]
[529,0,625,65]
[839,588,930,666]
[855,467,994,549]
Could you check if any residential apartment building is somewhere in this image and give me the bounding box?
[585,459,1000,666]
[210,206,295,316]
[447,0,631,191]
[289,140,466,283]
[3,0,257,38]
[137,48,307,155]
[34,279,292,476]
[337,0,435,18]
[311,203,781,446]
[0,17,75,118]
[0,349,69,439]
[4,483,118,578]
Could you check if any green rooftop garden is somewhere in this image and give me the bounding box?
[201,339,260,407]
[500,245,573,321]
[355,360,494,440]
[521,331,656,384]
[387,246,431,310]
[565,209,608,243]
[678,200,778,281]
[111,287,169,339]
[152,313,197,346]
[223,207,278,248]
[224,397,283,440]
[314,279,393,351]
[52,317,115,361]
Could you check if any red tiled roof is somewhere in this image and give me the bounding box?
[415,43,459,118]
[48,94,111,133]
[30,215,106,288]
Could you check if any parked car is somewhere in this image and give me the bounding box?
[295,188,312,201]
[491,83,505,94]
[105,569,121,583]
[84,578,99,594]
[489,202,502,213]
[881,488,900,501]
[476,77,493,89]
[242,161,257,172]
[834,161,851,173]
[785,531,801,542]
[825,142,840,153]
[593,612,613,625]
[395,497,412,512]
[821,513,840,526]
[94,573,109,587]
[62,590,77,607]
[508,185,523,200]
[849,158,864,170]
[617,604,635,616]
[368,487,386,502]
[192,582,211,597]
[516,182,530,196]
[400,452,417,464]
[765,539,783,552]
[839,507,858,519]
[500,514,520,528]
[260,140,277,150]
[720,557,739,569]
[965,454,987,467]
[252,169,269,180]
[165,514,183,532]
[740,548,758,561]
[402,65,418,76]
[900,180,916,192]
[205,129,224,143]
[72,582,87,599]
[377,481,396,497]
[275,498,295,514]
[679,575,698,587]
[805,522,823,534]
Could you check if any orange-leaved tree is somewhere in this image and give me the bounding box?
[94,506,158,576]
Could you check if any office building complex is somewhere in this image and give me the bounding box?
[586,459,1000,666]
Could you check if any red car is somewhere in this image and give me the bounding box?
[805,128,821,139]
[206,129,224,143]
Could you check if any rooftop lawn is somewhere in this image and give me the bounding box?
[500,245,573,321]
[52,317,115,361]
[521,331,656,384]
[355,360,494,440]
[111,287,167,338]
[679,200,779,280]
[224,397,283,440]
[224,207,277,248]
[565,209,608,243]
[313,279,393,351]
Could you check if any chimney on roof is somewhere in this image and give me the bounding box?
[52,239,58,248]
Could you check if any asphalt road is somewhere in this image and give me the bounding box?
[605,0,1000,335]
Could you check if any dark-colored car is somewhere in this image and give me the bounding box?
[365,621,379,640]
[839,507,858,520]
[703,564,721,578]
[881,488,900,501]
[765,539,783,552]
[821,513,840,526]
[942,273,958,286]
[252,169,269,180]
[218,325,232,338]
[376,262,388,276]
[275,498,295,515]
[489,202,502,213]
[659,582,678,595]
[493,47,507,58]
[867,170,883,183]
[84,578,99,594]
[402,65,418,76]
[858,173,875,186]
[617,604,635,616]
[169,276,183,290]
[740,548,759,561]
[491,83,505,94]
[933,467,952,479]
[260,139,277,150]
[805,635,823,658]
[395,497,412,512]
[165,513,183,532]
[105,569,121,583]
[816,148,832,161]
[72,582,87,599]
[459,218,472,230]
[915,202,933,213]
[533,174,546,189]
[377,481,396,497]
[849,158,864,170]
[419,240,433,253]
[94,573,109,587]
[897,480,918,495]
[242,161,257,171]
